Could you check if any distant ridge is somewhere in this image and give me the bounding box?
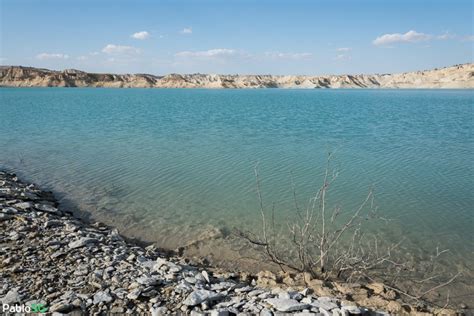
[0,63,472,89]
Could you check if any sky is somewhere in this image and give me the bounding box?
[0,0,472,75]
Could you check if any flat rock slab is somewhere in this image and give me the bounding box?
[93,291,113,304]
[68,237,99,249]
[265,298,310,312]
[34,203,59,214]
[183,289,222,306]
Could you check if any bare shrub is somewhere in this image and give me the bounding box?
[236,152,460,304]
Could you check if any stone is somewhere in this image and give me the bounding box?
[49,302,73,313]
[68,237,99,249]
[311,300,339,310]
[139,260,156,269]
[71,298,82,307]
[248,289,265,297]
[151,306,169,315]
[288,291,303,300]
[185,277,197,284]
[210,310,229,316]
[154,257,168,269]
[385,301,402,313]
[127,288,142,300]
[21,191,39,200]
[34,203,59,214]
[265,298,311,312]
[1,288,20,304]
[183,290,222,306]
[260,308,273,316]
[1,207,18,214]
[341,305,362,314]
[93,291,113,304]
[309,281,336,297]
[300,288,310,296]
[0,213,13,221]
[110,306,125,313]
[202,270,210,283]
[44,220,63,228]
[320,308,331,316]
[141,289,158,297]
[332,308,342,316]
[381,289,396,300]
[367,283,385,295]
[235,286,253,293]
[136,275,160,286]
[13,202,34,210]
[109,228,124,242]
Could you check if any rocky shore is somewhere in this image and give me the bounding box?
[0,171,461,315]
[0,63,473,89]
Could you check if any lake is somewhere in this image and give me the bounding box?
[1,88,472,285]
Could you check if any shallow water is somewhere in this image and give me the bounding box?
[1,88,473,276]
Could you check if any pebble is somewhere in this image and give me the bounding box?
[183,289,222,306]
[1,288,20,305]
[68,237,99,249]
[265,298,311,312]
[93,291,113,304]
[341,305,362,314]
[34,203,59,214]
[49,302,73,313]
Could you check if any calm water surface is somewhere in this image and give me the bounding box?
[1,88,473,274]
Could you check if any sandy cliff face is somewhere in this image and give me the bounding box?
[0,64,472,88]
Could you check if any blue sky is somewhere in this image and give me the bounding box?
[1,0,472,75]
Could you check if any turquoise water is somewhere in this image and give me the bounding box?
[0,88,473,273]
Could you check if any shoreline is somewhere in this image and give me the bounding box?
[0,170,464,315]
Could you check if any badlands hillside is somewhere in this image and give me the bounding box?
[0,63,472,89]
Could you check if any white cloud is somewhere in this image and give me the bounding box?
[264,52,312,60]
[36,53,69,60]
[462,35,474,42]
[180,27,192,34]
[175,48,236,58]
[102,44,140,55]
[437,32,456,40]
[131,31,150,40]
[334,48,352,61]
[334,54,351,61]
[174,49,313,63]
[373,30,431,46]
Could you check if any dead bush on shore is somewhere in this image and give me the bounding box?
[235,152,460,306]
